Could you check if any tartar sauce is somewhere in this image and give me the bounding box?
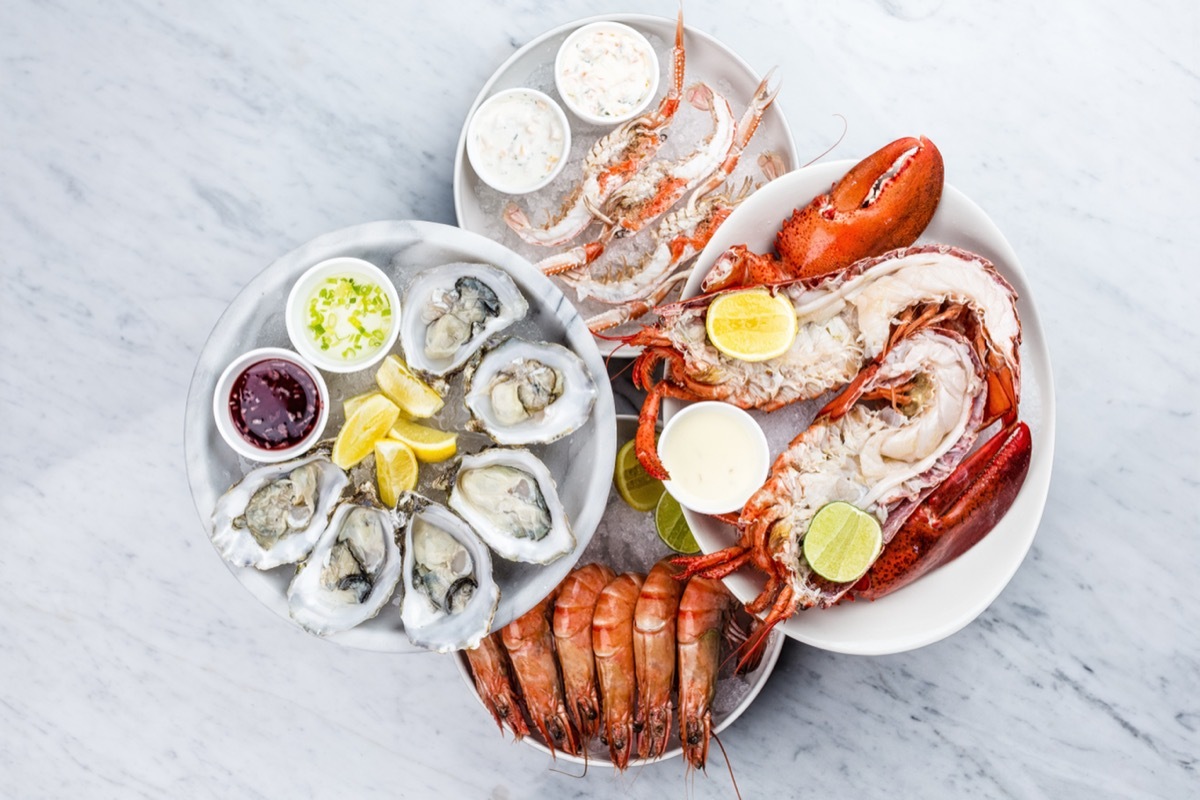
[659,403,770,513]
[556,23,657,122]
[468,89,568,193]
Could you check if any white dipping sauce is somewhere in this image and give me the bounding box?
[659,402,771,514]
[468,89,568,194]
[556,23,657,122]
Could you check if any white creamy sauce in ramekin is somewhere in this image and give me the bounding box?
[557,26,655,120]
[469,91,567,193]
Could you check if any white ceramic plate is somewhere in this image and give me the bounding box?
[666,161,1056,655]
[453,13,799,357]
[455,415,784,765]
[184,220,616,653]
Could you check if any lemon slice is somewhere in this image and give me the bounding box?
[389,417,458,463]
[332,393,401,469]
[614,438,665,512]
[343,390,384,420]
[705,288,797,362]
[802,501,883,583]
[655,492,700,554]
[374,438,419,507]
[375,354,443,419]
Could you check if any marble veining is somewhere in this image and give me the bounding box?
[2,0,1197,797]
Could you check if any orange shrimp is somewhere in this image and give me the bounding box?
[501,593,580,757]
[465,632,531,740]
[677,576,736,771]
[592,572,645,769]
[552,563,617,745]
[633,559,683,760]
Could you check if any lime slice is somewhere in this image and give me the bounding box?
[655,492,700,554]
[802,501,883,583]
[389,417,458,463]
[374,438,419,507]
[705,288,797,362]
[332,393,400,469]
[374,354,443,419]
[614,439,665,512]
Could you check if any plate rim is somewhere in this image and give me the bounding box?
[665,159,1058,655]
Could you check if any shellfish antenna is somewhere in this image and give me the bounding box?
[801,113,849,169]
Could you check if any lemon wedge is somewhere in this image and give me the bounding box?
[332,393,400,469]
[705,288,797,362]
[343,390,384,420]
[375,354,443,419]
[802,501,883,583]
[374,438,419,507]
[388,417,458,463]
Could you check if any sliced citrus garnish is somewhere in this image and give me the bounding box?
[374,354,443,419]
[332,393,400,469]
[388,417,458,463]
[343,390,384,420]
[374,438,419,507]
[705,288,797,362]
[614,438,665,512]
[802,501,883,583]
[655,492,700,554]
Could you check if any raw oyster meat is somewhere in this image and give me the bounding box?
[398,495,499,652]
[400,263,528,377]
[464,338,597,445]
[448,448,575,564]
[210,447,349,569]
[287,485,402,635]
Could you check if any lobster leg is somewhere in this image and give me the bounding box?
[853,421,1033,600]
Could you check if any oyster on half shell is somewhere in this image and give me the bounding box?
[465,338,597,445]
[448,448,575,565]
[399,263,528,377]
[398,495,499,652]
[287,485,402,636]
[210,447,350,569]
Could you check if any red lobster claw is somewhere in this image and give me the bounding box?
[852,421,1033,600]
[777,136,945,280]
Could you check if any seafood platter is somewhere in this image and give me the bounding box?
[453,12,799,355]
[185,8,1055,779]
[456,417,784,770]
[184,220,616,653]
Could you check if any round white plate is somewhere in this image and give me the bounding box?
[667,160,1056,655]
[453,13,799,357]
[455,415,784,765]
[184,220,616,652]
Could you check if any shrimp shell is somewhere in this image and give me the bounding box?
[552,563,616,744]
[633,559,684,760]
[592,572,645,769]
[501,593,580,757]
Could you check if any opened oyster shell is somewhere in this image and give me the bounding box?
[287,485,403,635]
[400,263,528,377]
[465,338,597,445]
[210,447,350,569]
[398,495,499,652]
[448,448,575,564]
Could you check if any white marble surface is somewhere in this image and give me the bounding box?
[2,0,1196,796]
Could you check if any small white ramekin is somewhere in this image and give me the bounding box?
[658,401,770,515]
[554,21,659,126]
[285,256,401,374]
[213,346,329,463]
[466,88,571,195]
